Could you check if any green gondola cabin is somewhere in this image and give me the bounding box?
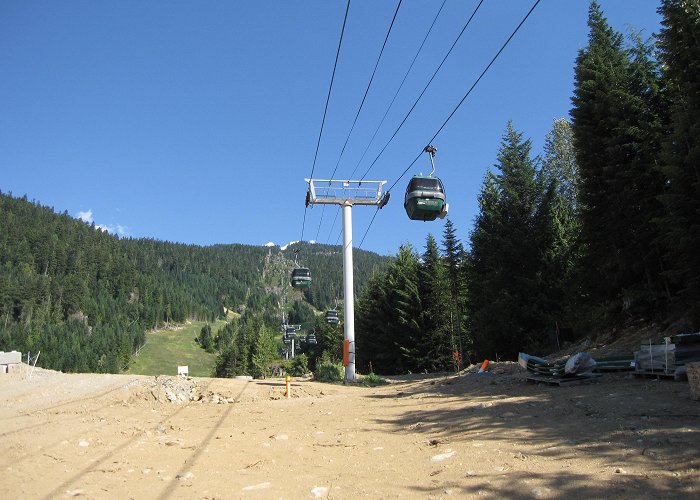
[404,175,448,221]
[325,309,340,324]
[290,267,312,288]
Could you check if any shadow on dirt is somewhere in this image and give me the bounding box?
[364,369,700,497]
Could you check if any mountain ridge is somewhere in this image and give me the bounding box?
[0,191,390,373]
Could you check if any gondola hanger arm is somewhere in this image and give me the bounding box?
[424,145,437,177]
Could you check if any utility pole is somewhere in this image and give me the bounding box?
[305,179,389,382]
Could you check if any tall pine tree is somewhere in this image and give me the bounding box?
[442,220,469,365]
[539,118,582,334]
[467,123,543,360]
[415,234,453,372]
[657,0,700,323]
[571,1,665,319]
[355,245,421,374]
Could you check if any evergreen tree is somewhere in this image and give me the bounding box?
[625,28,667,310]
[467,171,501,358]
[442,220,468,365]
[571,1,666,318]
[215,320,235,350]
[313,314,343,363]
[355,272,391,373]
[571,1,630,313]
[355,245,421,374]
[388,245,422,373]
[215,339,243,377]
[198,323,214,352]
[397,237,434,371]
[467,123,543,360]
[250,321,277,378]
[416,234,453,372]
[541,118,578,210]
[539,118,582,335]
[657,0,700,323]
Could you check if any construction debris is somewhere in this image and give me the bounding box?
[633,332,700,378]
[520,351,600,386]
[139,376,235,404]
[590,356,634,372]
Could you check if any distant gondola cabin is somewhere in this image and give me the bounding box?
[404,176,448,221]
[325,309,340,324]
[290,267,312,288]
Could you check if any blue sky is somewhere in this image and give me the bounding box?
[1,1,662,256]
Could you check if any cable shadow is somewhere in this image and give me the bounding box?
[1,394,142,440]
[15,376,144,417]
[157,380,250,500]
[1,377,186,470]
[40,379,216,500]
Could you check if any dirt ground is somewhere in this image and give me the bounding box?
[1,363,698,499]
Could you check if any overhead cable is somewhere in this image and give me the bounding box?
[347,0,448,180]
[326,206,341,245]
[358,207,381,249]
[316,0,403,242]
[386,0,542,193]
[358,0,486,182]
[301,0,351,243]
[359,0,542,249]
[328,0,404,182]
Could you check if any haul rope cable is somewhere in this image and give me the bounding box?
[345,0,448,182]
[358,0,542,249]
[300,0,351,244]
[325,0,448,245]
[334,0,484,246]
[328,0,403,182]
[357,0,486,183]
[326,205,343,246]
[314,0,404,242]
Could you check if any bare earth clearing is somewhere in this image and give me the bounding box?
[1,364,698,499]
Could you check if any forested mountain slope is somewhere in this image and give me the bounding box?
[0,192,389,373]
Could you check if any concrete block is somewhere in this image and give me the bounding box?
[0,351,22,364]
[0,365,7,374]
[7,363,21,374]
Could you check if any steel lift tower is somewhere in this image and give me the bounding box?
[305,179,389,382]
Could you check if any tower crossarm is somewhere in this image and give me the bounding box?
[305,179,388,206]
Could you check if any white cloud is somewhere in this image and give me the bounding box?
[76,209,129,237]
[77,209,93,223]
[97,223,130,237]
[264,242,276,247]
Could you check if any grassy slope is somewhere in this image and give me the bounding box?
[126,320,226,377]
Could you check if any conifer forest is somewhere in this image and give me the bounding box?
[1,1,699,376]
